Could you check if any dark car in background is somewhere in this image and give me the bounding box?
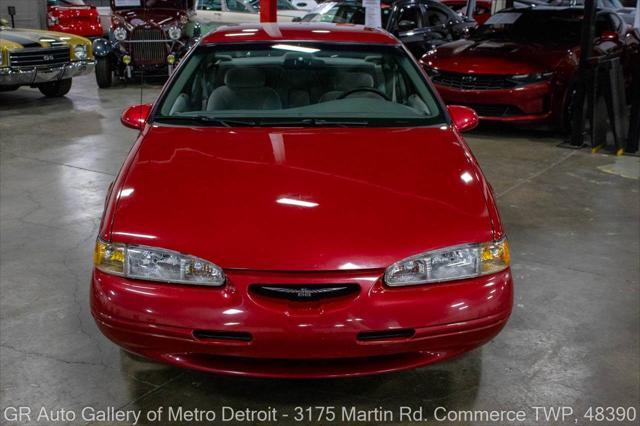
[301,0,476,57]
[93,0,200,88]
[47,0,104,38]
[421,7,640,129]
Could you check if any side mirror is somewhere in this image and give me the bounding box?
[398,20,416,32]
[599,31,618,42]
[121,104,152,130]
[448,105,479,132]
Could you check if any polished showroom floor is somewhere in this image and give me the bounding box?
[1,75,638,425]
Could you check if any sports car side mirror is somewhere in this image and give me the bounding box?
[448,105,479,132]
[121,104,152,130]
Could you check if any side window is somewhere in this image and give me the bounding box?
[595,12,616,36]
[424,6,449,28]
[226,0,249,12]
[198,0,222,11]
[395,5,422,32]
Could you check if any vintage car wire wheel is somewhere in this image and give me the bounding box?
[95,57,113,89]
[38,79,72,98]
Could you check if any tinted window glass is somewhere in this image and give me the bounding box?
[472,10,583,44]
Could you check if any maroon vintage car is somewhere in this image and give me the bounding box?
[421,6,640,129]
[92,0,200,88]
[47,0,104,38]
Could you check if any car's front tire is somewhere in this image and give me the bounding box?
[38,78,72,97]
[95,57,113,88]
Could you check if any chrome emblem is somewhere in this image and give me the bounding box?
[43,54,55,61]
[462,75,477,82]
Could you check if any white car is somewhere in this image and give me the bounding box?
[194,0,306,33]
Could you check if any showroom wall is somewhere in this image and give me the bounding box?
[0,0,46,29]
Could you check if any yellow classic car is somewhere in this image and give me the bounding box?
[0,21,95,97]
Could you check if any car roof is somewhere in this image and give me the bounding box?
[201,23,400,45]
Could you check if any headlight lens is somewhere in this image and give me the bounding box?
[73,45,87,60]
[509,72,554,84]
[384,239,510,286]
[168,26,181,40]
[113,26,127,41]
[94,239,225,286]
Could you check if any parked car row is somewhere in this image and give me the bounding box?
[3,0,639,134]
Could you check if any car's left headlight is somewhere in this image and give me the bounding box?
[509,72,554,84]
[74,45,87,60]
[94,239,225,286]
[384,239,510,286]
[168,26,181,40]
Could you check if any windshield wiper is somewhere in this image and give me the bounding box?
[258,118,370,127]
[155,115,257,127]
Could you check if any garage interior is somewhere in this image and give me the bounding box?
[2,74,638,418]
[1,0,640,423]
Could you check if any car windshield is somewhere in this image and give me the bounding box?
[154,42,445,127]
[470,10,583,44]
[113,0,188,8]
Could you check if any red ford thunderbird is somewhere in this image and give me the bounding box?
[91,23,513,378]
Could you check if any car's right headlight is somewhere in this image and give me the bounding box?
[113,26,127,41]
[384,239,510,286]
[94,239,225,286]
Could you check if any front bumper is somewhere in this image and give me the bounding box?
[435,81,553,124]
[0,60,95,87]
[91,268,513,378]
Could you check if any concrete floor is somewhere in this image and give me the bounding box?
[1,75,638,425]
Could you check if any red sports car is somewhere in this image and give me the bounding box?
[91,23,513,378]
[47,0,104,38]
[421,6,640,129]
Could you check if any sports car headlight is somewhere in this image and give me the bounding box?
[384,239,510,286]
[94,239,225,286]
[509,72,554,84]
[74,45,87,60]
[168,26,181,40]
[113,26,127,41]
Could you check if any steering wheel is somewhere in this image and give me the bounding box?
[337,88,390,101]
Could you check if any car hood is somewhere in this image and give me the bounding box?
[109,126,494,271]
[0,27,89,48]
[426,39,570,75]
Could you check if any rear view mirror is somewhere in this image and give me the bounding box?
[121,104,152,130]
[448,105,479,132]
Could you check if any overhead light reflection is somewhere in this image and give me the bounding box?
[277,198,318,208]
[272,44,320,54]
[460,172,473,183]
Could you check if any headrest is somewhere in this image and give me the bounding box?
[225,68,266,89]
[336,72,374,90]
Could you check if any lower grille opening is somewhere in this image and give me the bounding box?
[193,330,252,342]
[358,329,415,341]
[250,284,360,302]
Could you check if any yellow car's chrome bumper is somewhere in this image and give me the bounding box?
[0,60,95,86]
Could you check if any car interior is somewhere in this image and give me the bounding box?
[161,48,441,120]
